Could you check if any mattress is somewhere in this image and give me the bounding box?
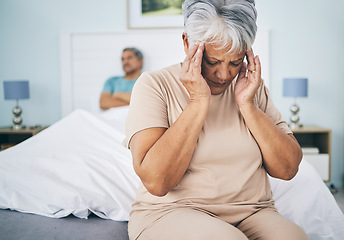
[0,209,128,240]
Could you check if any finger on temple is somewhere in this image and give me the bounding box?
[238,62,247,79]
[193,42,204,71]
[255,55,261,76]
[182,42,200,72]
[187,41,200,60]
[246,49,255,70]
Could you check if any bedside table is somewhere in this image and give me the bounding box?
[292,125,331,182]
[0,126,47,151]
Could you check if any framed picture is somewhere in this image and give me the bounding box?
[127,0,184,29]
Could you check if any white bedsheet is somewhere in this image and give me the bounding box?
[0,106,343,239]
[0,107,139,221]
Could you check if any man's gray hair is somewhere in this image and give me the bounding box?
[123,47,144,60]
[182,0,257,54]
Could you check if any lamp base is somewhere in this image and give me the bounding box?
[289,122,304,130]
[289,103,301,130]
[12,105,23,130]
[12,124,23,130]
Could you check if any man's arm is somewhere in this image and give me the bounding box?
[99,92,131,109]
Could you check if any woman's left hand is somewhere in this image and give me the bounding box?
[234,49,261,108]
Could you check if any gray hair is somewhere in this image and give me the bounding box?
[182,0,257,54]
[123,47,144,60]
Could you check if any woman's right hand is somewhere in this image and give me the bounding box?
[180,42,211,103]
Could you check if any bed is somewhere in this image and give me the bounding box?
[1,106,344,239]
[1,30,344,240]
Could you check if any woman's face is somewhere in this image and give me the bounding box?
[201,44,245,95]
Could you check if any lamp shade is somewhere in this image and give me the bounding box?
[283,78,308,97]
[3,80,30,100]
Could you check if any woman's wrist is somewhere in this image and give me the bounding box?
[186,97,210,123]
[189,95,210,111]
[238,102,258,118]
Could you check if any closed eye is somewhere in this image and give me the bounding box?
[230,62,241,67]
[204,59,219,66]
[204,57,243,67]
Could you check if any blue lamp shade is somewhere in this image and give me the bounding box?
[3,80,30,100]
[283,78,308,97]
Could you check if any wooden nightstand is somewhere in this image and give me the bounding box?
[0,126,47,151]
[292,125,331,182]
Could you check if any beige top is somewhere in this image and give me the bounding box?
[124,63,291,238]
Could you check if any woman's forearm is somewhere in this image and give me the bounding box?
[132,99,209,196]
[239,103,303,180]
[131,42,211,196]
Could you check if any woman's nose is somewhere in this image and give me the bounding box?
[215,65,231,82]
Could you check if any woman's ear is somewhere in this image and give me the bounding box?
[182,33,189,55]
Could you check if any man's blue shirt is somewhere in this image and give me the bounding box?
[102,76,137,93]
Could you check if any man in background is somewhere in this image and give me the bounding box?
[99,47,143,109]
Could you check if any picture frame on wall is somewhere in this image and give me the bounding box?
[127,0,184,29]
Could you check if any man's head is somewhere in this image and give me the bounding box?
[121,47,144,77]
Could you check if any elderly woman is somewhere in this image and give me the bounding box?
[124,0,308,239]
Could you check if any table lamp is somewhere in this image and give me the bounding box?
[283,78,308,129]
[3,80,30,130]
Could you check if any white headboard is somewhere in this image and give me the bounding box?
[60,29,269,117]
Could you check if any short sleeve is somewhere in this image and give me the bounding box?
[123,72,169,148]
[256,79,292,135]
[102,77,116,93]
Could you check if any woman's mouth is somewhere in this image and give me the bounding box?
[207,79,227,87]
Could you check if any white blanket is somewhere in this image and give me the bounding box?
[0,107,139,220]
[0,106,343,239]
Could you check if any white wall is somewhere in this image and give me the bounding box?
[255,0,344,188]
[0,0,126,125]
[0,0,343,187]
